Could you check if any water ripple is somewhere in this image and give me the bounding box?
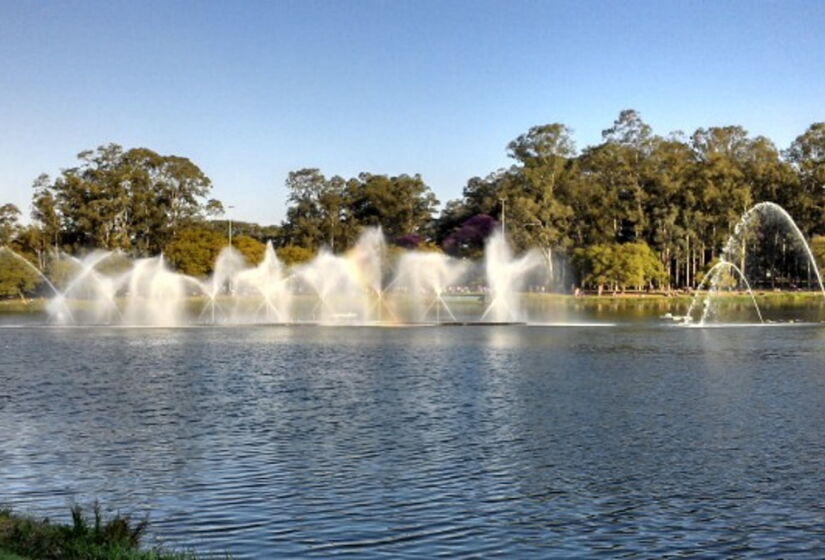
[3,325,825,557]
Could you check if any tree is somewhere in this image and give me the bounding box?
[500,123,577,283]
[573,241,666,294]
[33,144,217,254]
[572,244,617,295]
[281,169,357,251]
[13,225,50,271]
[508,123,576,166]
[641,136,695,288]
[0,203,21,246]
[0,251,41,299]
[163,226,226,277]
[232,235,265,266]
[442,214,499,257]
[690,127,753,262]
[581,111,657,242]
[615,242,668,291]
[602,109,653,148]
[347,173,438,239]
[31,174,61,252]
[276,245,314,265]
[811,235,825,278]
[786,123,825,234]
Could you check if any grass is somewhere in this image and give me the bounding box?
[0,299,47,314]
[0,504,202,560]
[2,290,824,319]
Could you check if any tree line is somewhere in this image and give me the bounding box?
[268,110,825,292]
[2,109,825,297]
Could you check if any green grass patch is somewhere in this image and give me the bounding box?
[0,298,47,314]
[0,504,203,560]
[0,549,30,560]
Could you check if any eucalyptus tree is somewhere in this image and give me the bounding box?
[597,110,656,242]
[346,172,438,241]
[121,147,221,254]
[0,203,21,246]
[31,174,61,252]
[32,144,219,254]
[503,123,576,278]
[786,123,825,235]
[687,126,754,284]
[640,136,694,287]
[281,168,334,250]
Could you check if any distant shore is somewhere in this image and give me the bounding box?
[1,290,823,316]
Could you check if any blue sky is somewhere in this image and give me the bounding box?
[1,0,823,225]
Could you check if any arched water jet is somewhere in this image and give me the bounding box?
[684,202,821,325]
[58,251,130,324]
[0,246,74,323]
[685,261,764,324]
[722,202,825,298]
[122,256,203,326]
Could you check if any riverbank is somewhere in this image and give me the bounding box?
[0,505,200,560]
[2,291,822,315]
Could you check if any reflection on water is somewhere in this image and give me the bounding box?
[3,325,825,557]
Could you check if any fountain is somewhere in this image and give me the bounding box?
[0,227,540,326]
[231,242,292,323]
[685,202,824,325]
[390,251,468,323]
[688,261,764,324]
[481,231,543,323]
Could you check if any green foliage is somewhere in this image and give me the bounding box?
[276,245,314,265]
[0,251,42,299]
[32,144,216,255]
[348,173,439,239]
[573,242,666,293]
[280,169,438,251]
[45,259,81,291]
[280,169,357,251]
[11,115,825,294]
[163,227,226,277]
[0,504,199,560]
[0,204,21,246]
[232,235,265,265]
[432,112,825,291]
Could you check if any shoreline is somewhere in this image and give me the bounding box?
[1,291,823,315]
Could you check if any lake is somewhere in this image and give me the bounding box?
[3,322,825,557]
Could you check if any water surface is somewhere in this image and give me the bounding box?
[2,324,825,557]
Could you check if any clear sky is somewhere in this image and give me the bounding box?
[1,0,824,225]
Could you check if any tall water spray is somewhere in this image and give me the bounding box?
[232,242,292,323]
[481,230,542,323]
[122,256,198,326]
[293,229,385,323]
[391,251,467,322]
[1,227,543,326]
